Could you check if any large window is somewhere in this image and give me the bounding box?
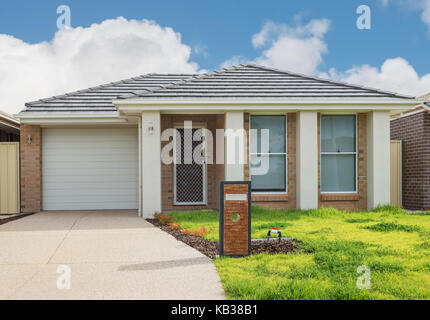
[250,115,287,192]
[321,115,357,193]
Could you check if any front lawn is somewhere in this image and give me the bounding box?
[168,206,430,300]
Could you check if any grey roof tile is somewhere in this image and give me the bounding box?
[21,73,196,113]
[21,64,415,114]
[120,64,414,100]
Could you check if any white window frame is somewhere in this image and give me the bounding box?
[249,114,288,194]
[320,114,358,194]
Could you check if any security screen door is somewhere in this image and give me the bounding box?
[174,127,207,205]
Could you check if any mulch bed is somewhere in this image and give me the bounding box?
[147,219,300,259]
[0,213,34,226]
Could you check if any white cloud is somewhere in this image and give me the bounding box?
[379,0,430,30]
[220,56,250,69]
[222,19,331,75]
[0,17,200,115]
[421,0,430,29]
[193,43,209,57]
[322,57,430,97]
[222,17,430,97]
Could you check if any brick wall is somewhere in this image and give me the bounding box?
[221,183,250,256]
[161,114,224,211]
[391,111,430,210]
[318,113,367,211]
[20,124,42,213]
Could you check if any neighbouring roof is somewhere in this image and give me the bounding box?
[0,110,19,123]
[21,64,415,114]
[0,110,20,133]
[419,92,430,102]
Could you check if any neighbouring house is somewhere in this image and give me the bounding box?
[16,64,419,217]
[390,92,430,210]
[0,110,20,142]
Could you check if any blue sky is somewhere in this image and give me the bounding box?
[1,0,430,113]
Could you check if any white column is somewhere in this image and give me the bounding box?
[224,111,245,181]
[367,111,390,209]
[141,111,161,218]
[296,111,318,209]
[138,116,142,217]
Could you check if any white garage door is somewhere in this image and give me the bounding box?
[42,127,139,210]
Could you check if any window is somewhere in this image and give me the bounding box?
[250,115,287,192]
[320,115,357,193]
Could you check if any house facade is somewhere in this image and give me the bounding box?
[16,65,419,217]
[390,94,430,210]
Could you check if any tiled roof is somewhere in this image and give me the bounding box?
[22,64,415,114]
[21,74,195,113]
[120,64,415,100]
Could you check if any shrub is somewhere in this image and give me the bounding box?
[168,222,181,230]
[154,213,174,224]
[181,226,215,237]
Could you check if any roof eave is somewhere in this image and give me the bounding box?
[15,111,130,125]
[114,98,421,110]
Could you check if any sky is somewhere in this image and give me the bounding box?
[1,0,430,114]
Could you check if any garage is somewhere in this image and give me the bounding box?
[42,127,139,211]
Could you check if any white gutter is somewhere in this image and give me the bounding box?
[113,98,422,107]
[15,112,127,124]
[15,111,119,119]
[113,99,421,114]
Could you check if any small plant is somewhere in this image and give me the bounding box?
[371,205,406,215]
[181,226,215,237]
[363,222,421,233]
[168,222,181,230]
[153,213,175,224]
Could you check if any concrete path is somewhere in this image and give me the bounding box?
[0,211,225,300]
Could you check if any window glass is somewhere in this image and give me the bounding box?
[250,116,286,154]
[250,116,286,192]
[251,154,286,191]
[321,115,356,153]
[321,154,356,192]
[321,115,357,193]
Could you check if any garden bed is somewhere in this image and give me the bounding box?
[147,219,300,259]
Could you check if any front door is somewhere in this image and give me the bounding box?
[174,126,207,205]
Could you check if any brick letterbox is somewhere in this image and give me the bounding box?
[219,181,251,257]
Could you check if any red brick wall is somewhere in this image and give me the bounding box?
[20,124,42,213]
[391,111,430,210]
[161,114,224,211]
[222,183,250,256]
[318,113,367,211]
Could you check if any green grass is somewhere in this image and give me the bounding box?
[167,206,430,300]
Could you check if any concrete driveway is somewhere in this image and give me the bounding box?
[0,211,225,300]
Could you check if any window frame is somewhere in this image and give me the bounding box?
[249,114,288,194]
[320,113,358,194]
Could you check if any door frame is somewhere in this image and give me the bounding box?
[173,122,208,206]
